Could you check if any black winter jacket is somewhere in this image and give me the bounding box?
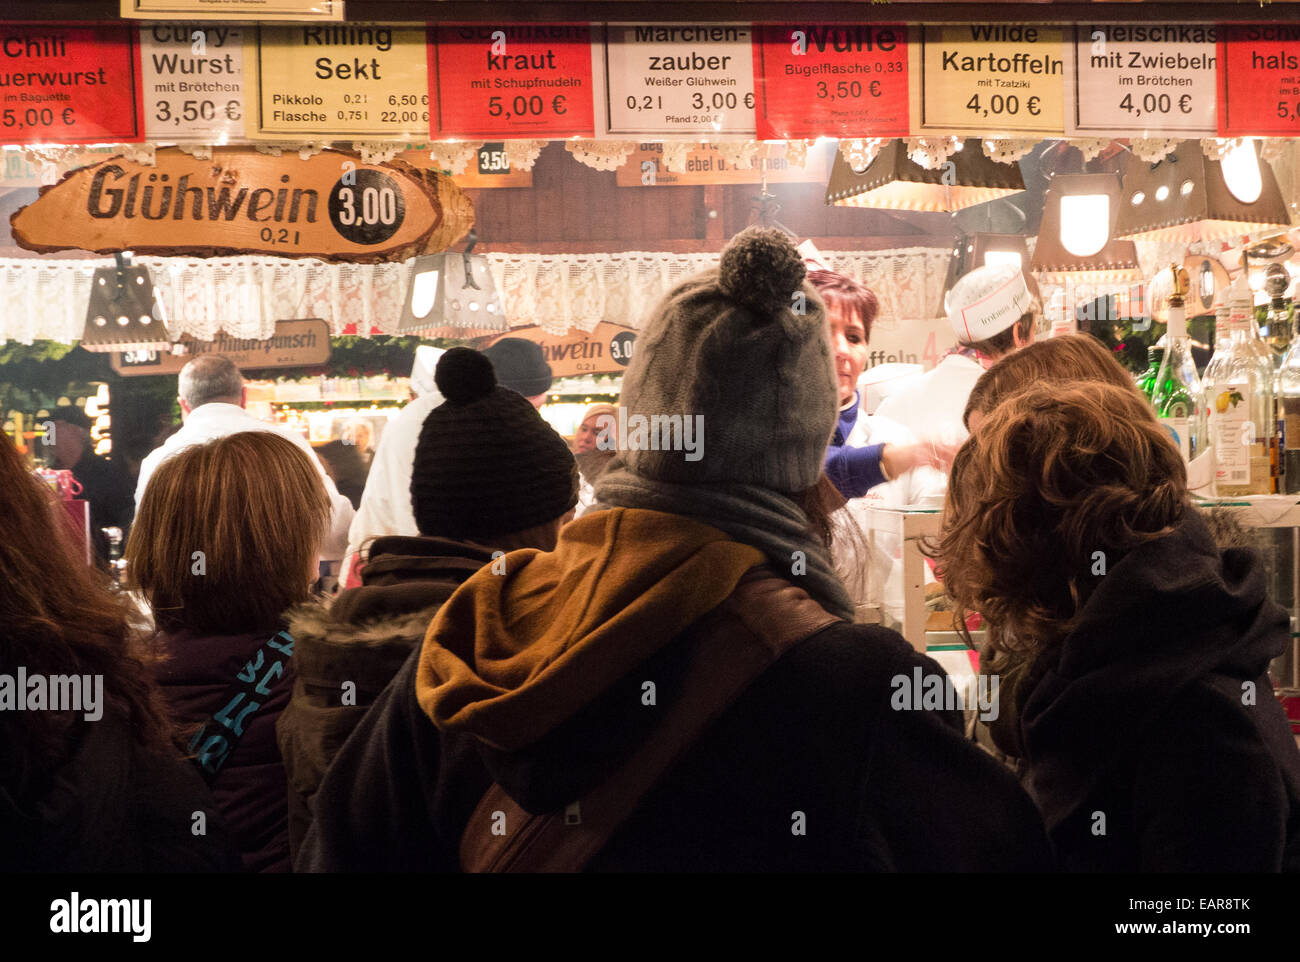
[298,620,1053,871]
[1015,509,1300,871]
[2,707,241,872]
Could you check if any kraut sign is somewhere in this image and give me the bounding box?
[10,145,474,262]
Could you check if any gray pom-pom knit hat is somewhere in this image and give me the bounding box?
[617,226,839,494]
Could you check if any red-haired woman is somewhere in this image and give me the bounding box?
[0,435,238,871]
[809,269,956,619]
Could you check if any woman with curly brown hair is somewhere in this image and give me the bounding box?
[0,434,238,872]
[939,380,1300,871]
[960,333,1142,431]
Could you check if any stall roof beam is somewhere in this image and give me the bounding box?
[29,1,1300,22]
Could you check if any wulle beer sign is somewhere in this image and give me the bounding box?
[10,146,474,263]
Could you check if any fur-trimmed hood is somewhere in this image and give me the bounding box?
[290,599,443,649]
[278,534,497,857]
[287,535,495,700]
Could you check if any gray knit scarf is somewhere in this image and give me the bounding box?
[593,465,855,622]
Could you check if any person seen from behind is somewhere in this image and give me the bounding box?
[128,431,331,872]
[281,347,578,858]
[134,355,354,564]
[0,433,239,871]
[938,380,1300,870]
[342,339,555,586]
[297,227,1052,872]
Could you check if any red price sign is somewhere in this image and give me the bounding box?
[1219,23,1300,135]
[0,23,143,145]
[430,24,595,138]
[753,24,908,140]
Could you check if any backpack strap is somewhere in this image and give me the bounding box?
[187,629,294,786]
[459,568,840,872]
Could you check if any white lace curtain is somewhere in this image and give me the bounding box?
[0,248,954,345]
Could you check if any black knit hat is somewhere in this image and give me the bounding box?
[411,348,577,539]
[482,338,553,398]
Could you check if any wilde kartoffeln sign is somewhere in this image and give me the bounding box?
[9,145,474,263]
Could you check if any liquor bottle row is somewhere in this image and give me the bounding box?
[1137,265,1300,497]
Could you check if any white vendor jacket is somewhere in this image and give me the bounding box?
[872,352,984,449]
[341,388,444,576]
[134,402,356,563]
[830,410,945,626]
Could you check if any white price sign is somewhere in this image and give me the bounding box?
[141,24,245,142]
[602,24,757,136]
[1066,24,1218,136]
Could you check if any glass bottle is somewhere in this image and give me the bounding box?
[1205,275,1273,495]
[1263,268,1293,366]
[1137,345,1165,401]
[1279,299,1300,495]
[1235,276,1282,493]
[1152,266,1203,465]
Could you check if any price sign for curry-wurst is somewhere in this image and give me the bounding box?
[141,24,247,143]
[249,22,431,140]
[431,24,595,138]
[753,24,909,140]
[0,23,143,145]
[1067,24,1218,137]
[602,24,757,137]
[913,24,1065,135]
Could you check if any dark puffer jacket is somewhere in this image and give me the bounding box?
[1009,509,1300,871]
[278,536,493,858]
[2,706,241,872]
[154,627,295,873]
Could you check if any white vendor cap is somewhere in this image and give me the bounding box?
[946,264,1033,343]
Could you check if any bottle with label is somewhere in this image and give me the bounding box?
[1137,345,1165,401]
[1263,267,1293,367]
[1152,266,1203,465]
[1236,276,1282,493]
[1205,275,1273,495]
[1279,300,1300,495]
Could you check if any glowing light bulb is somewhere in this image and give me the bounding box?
[1059,194,1110,258]
[1222,139,1263,204]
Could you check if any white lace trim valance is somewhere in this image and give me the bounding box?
[0,247,954,345]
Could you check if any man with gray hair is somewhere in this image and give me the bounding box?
[135,355,355,562]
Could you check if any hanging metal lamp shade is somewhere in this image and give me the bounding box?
[80,254,171,353]
[396,233,509,338]
[1031,173,1141,283]
[825,138,1025,213]
[1114,140,1292,244]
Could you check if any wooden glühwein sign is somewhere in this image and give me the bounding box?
[478,322,637,378]
[11,146,474,263]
